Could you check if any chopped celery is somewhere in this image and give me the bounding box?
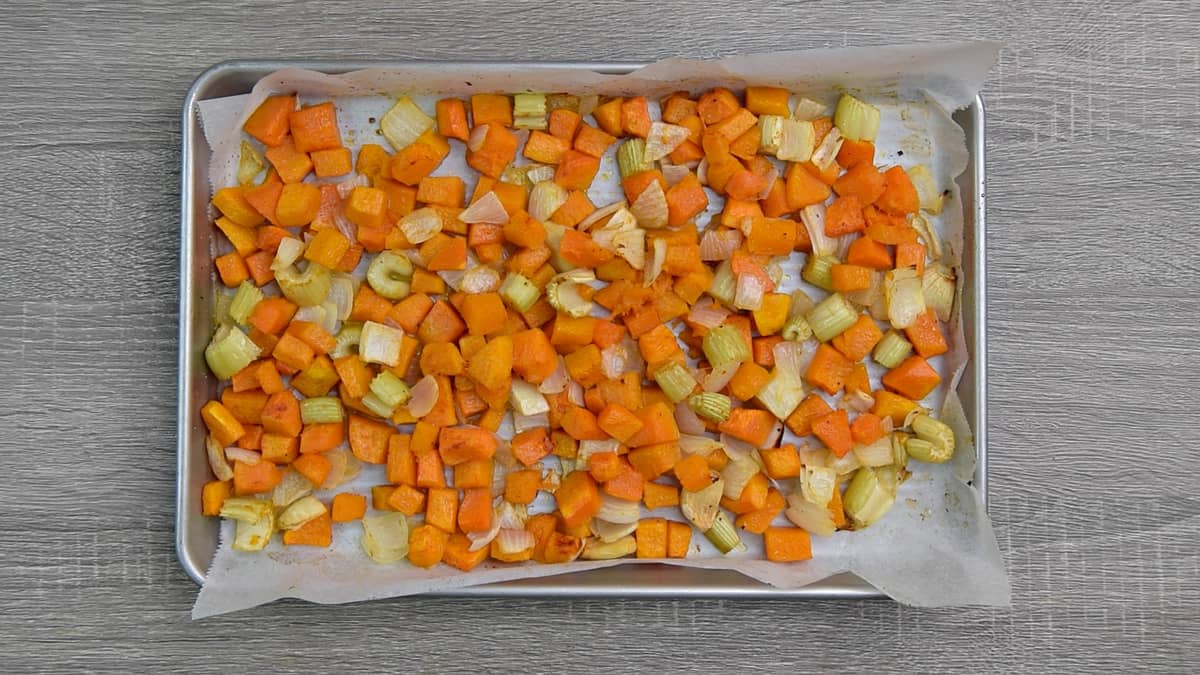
[499,272,540,313]
[513,93,547,129]
[843,467,896,529]
[359,321,403,367]
[370,371,411,408]
[688,392,731,423]
[331,323,362,359]
[654,362,698,404]
[300,396,345,424]
[704,512,745,554]
[361,512,410,563]
[873,330,913,368]
[801,254,837,291]
[701,324,751,369]
[204,325,261,379]
[380,96,435,150]
[806,293,858,342]
[275,262,332,307]
[278,495,327,530]
[361,392,396,419]
[759,115,785,154]
[781,313,813,342]
[707,261,736,308]
[237,140,265,186]
[617,138,651,179]
[834,93,881,142]
[545,270,596,318]
[227,281,262,326]
[908,414,955,463]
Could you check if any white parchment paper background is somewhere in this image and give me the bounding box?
[191,42,1007,618]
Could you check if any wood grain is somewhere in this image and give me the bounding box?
[1,0,1198,671]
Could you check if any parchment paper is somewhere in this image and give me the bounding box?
[192,42,1007,618]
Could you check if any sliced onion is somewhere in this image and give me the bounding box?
[578,200,626,232]
[644,122,690,161]
[513,411,548,434]
[699,228,743,261]
[678,434,722,456]
[272,468,315,508]
[761,420,784,449]
[272,237,305,271]
[498,502,528,529]
[225,446,260,465]
[406,375,438,418]
[401,207,443,244]
[320,447,360,490]
[800,465,837,506]
[842,389,875,413]
[687,298,730,329]
[721,455,760,499]
[733,273,766,311]
[696,157,708,184]
[786,494,837,537]
[853,436,894,467]
[468,124,489,153]
[644,238,667,288]
[795,338,820,374]
[601,339,643,379]
[661,163,691,187]
[459,191,509,225]
[333,208,358,245]
[674,401,707,435]
[206,436,234,481]
[630,180,668,230]
[703,361,740,392]
[797,443,827,468]
[538,356,570,394]
[578,439,620,462]
[495,528,535,555]
[329,275,356,321]
[596,495,641,524]
[885,268,926,329]
[335,174,370,200]
[591,519,639,543]
[756,167,779,201]
[460,265,501,294]
[567,379,585,406]
[800,204,837,257]
[524,163,555,184]
[529,181,569,222]
[827,448,863,476]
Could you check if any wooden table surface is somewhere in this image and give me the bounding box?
[2,1,1196,671]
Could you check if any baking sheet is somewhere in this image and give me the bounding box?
[184,43,1007,617]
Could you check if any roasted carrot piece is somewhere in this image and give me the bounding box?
[876,165,920,215]
[905,309,949,358]
[438,426,498,466]
[636,517,668,558]
[833,161,887,205]
[718,408,776,447]
[347,413,392,464]
[805,343,853,395]
[720,472,769,514]
[872,390,919,426]
[436,98,469,141]
[759,444,802,479]
[283,510,332,547]
[243,95,296,146]
[471,94,513,128]
[831,314,884,362]
[504,469,543,505]
[408,524,449,568]
[763,526,812,562]
[850,412,885,445]
[232,459,283,496]
[812,409,853,457]
[642,480,680,509]
[881,355,942,400]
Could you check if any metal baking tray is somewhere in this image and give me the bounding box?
[177,61,986,597]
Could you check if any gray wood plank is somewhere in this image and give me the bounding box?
[1,0,1197,672]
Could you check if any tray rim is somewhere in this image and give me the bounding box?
[176,59,986,597]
